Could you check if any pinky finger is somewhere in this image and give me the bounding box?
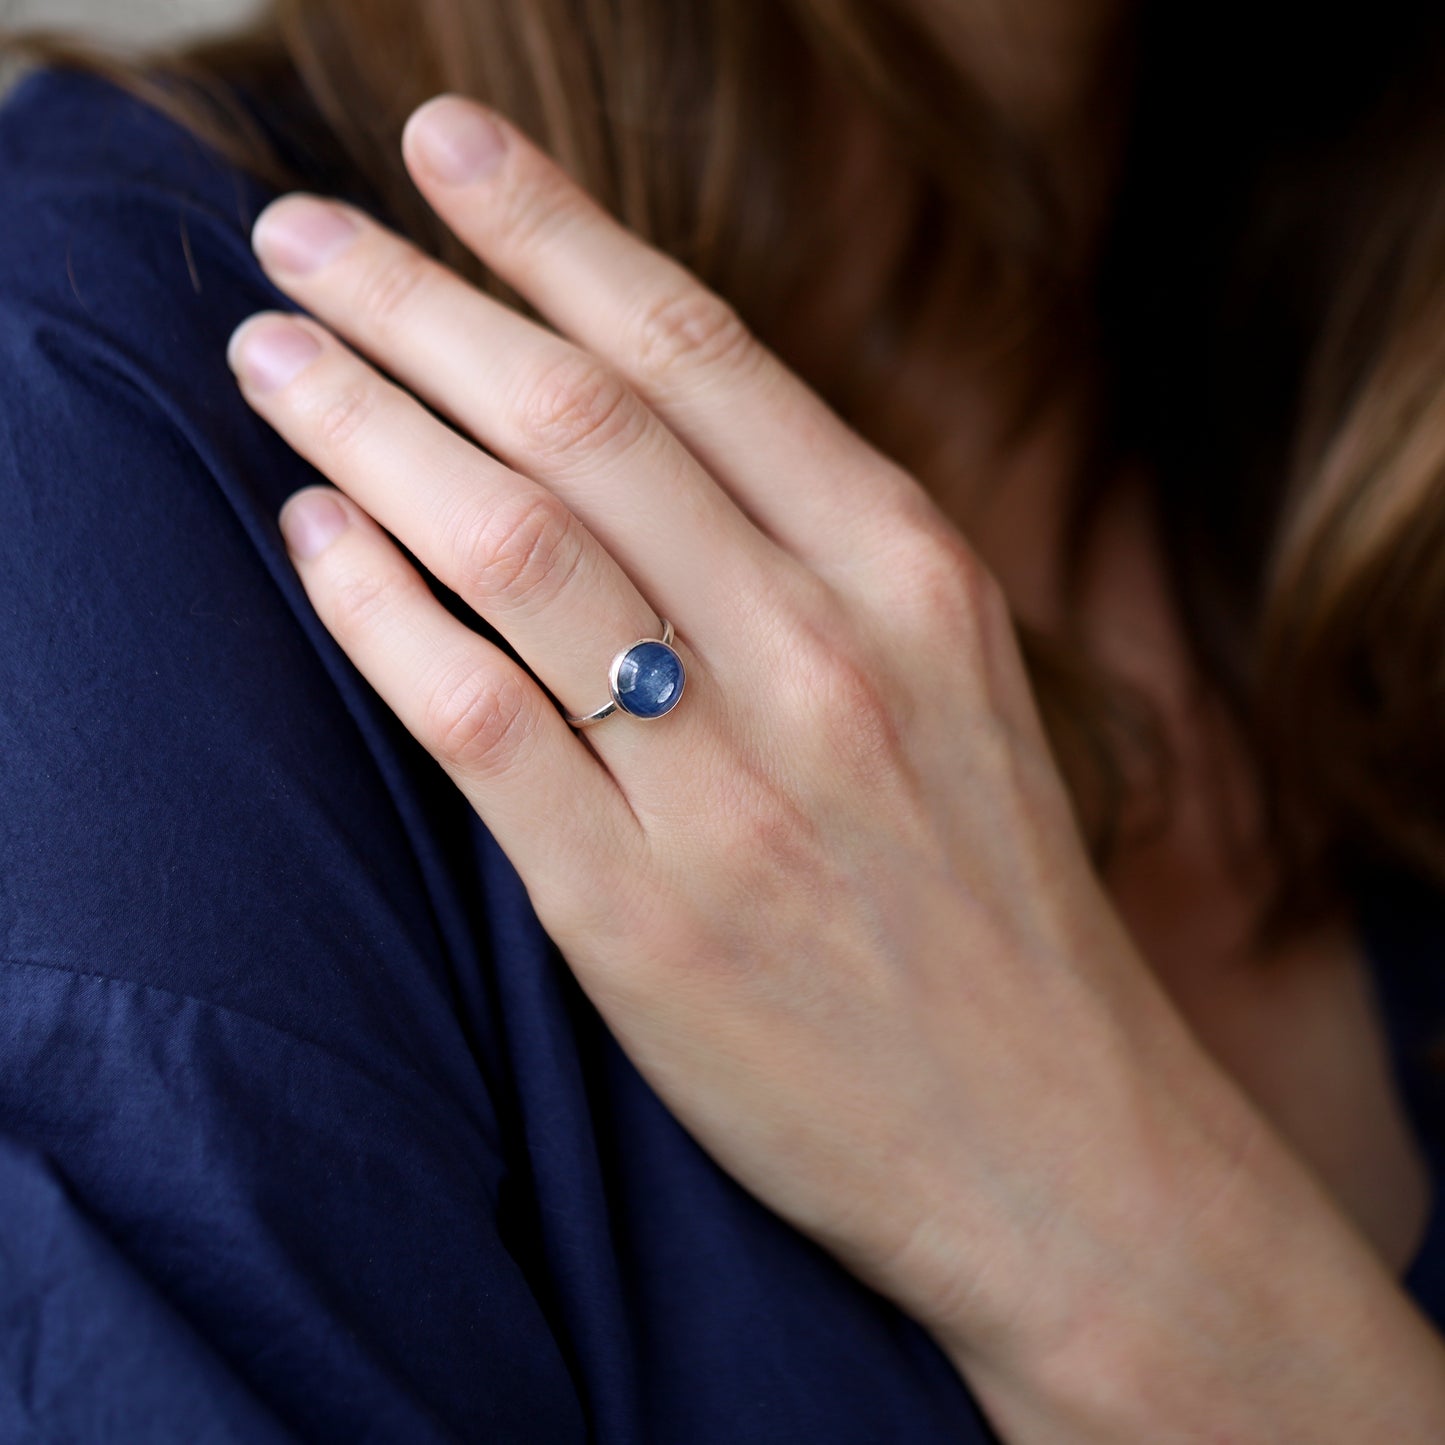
[277,482,642,938]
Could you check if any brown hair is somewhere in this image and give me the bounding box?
[10,0,1445,946]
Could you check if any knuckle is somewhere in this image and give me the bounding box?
[425,664,537,775]
[453,490,586,613]
[513,352,645,466]
[329,564,417,636]
[783,621,905,783]
[886,527,1022,715]
[312,383,377,453]
[351,244,432,327]
[629,284,758,386]
[897,527,1007,638]
[814,654,901,767]
[491,163,586,261]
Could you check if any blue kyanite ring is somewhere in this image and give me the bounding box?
[563,619,686,727]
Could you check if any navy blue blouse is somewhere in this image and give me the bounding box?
[0,68,1439,1442]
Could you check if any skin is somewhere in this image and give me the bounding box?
[226,94,1445,1439]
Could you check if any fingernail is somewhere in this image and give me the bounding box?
[228,316,322,394]
[279,489,348,560]
[407,97,506,185]
[253,196,360,275]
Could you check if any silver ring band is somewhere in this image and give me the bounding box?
[564,618,687,728]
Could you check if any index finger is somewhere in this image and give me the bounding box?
[399,95,924,575]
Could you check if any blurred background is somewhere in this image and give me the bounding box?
[1,0,258,89]
[3,0,257,44]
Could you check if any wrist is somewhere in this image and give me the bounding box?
[935,1082,1445,1442]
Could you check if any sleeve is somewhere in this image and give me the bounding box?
[0,69,587,1442]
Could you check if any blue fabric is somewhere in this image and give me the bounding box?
[0,66,1438,1442]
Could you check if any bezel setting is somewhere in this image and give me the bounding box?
[608,630,686,720]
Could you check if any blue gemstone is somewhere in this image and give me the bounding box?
[614,640,685,719]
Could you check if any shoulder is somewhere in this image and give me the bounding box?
[0,64,274,291]
[0,62,256,193]
[0,66,287,401]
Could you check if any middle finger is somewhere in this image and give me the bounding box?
[248,194,797,636]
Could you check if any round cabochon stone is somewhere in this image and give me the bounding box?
[614,640,684,718]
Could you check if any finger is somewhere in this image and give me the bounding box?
[248,193,791,640]
[273,481,642,939]
[399,94,926,578]
[227,311,713,788]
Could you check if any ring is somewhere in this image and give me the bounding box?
[563,619,687,728]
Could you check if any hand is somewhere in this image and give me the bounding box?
[228,94,1263,1385]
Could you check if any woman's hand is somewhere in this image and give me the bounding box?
[227,95,1445,1436]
